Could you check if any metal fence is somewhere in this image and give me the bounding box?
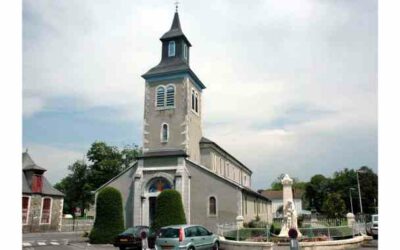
[60,218,94,232]
[217,221,366,242]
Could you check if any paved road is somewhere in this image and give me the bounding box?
[22,232,87,248]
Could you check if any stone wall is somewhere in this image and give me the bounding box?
[23,195,63,233]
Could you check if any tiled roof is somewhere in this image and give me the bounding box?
[260,189,304,200]
[160,12,191,46]
[22,152,64,197]
[200,137,252,174]
[139,149,188,158]
[22,152,46,172]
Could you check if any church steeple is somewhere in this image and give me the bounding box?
[141,9,206,162]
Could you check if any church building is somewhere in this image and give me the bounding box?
[95,10,272,232]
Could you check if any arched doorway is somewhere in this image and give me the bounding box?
[146,177,173,226]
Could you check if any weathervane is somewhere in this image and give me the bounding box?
[174,1,180,12]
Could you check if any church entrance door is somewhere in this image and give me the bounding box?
[149,196,157,226]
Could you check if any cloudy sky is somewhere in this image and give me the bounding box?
[23,0,377,189]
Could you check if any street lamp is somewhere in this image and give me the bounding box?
[349,188,355,214]
[356,169,367,216]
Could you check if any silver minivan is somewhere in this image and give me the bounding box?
[155,224,219,250]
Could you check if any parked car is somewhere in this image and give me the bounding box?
[114,226,156,250]
[155,224,219,250]
[370,214,378,239]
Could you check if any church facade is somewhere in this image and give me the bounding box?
[95,11,272,232]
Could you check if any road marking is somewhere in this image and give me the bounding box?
[37,242,46,246]
[50,242,60,245]
[22,242,31,247]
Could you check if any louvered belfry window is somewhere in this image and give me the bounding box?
[156,86,165,107]
[41,198,51,224]
[166,85,175,107]
[32,175,43,193]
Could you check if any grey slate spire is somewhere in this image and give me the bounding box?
[160,11,191,46]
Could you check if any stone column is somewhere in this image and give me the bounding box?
[133,161,143,226]
[279,174,302,237]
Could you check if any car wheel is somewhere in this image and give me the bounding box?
[188,247,195,250]
[212,242,219,250]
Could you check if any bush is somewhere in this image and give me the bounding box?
[89,187,124,244]
[152,190,186,231]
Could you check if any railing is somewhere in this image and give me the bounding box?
[60,218,94,232]
[217,220,367,242]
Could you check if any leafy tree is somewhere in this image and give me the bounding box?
[321,192,346,218]
[87,141,141,189]
[89,187,124,244]
[304,174,332,212]
[152,190,186,231]
[270,174,306,191]
[357,166,378,214]
[54,161,93,215]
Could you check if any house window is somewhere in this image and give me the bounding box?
[166,85,175,107]
[183,43,188,60]
[32,175,43,193]
[22,196,30,225]
[40,197,52,224]
[168,41,176,57]
[209,196,217,216]
[161,123,169,142]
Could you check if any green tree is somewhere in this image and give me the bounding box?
[54,161,93,215]
[304,174,332,212]
[357,166,378,214]
[152,190,186,231]
[89,187,124,244]
[321,192,346,218]
[87,141,141,189]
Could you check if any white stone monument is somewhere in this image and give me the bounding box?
[279,174,302,237]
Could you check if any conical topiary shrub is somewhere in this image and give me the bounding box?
[152,189,186,231]
[89,187,124,244]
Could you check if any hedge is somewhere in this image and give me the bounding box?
[89,187,125,244]
[152,190,186,231]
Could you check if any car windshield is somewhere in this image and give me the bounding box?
[122,226,147,235]
[159,228,179,238]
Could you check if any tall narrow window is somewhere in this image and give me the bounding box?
[209,196,216,216]
[40,198,52,224]
[161,123,169,142]
[168,41,175,57]
[195,93,199,113]
[22,196,30,224]
[166,85,175,107]
[156,86,165,107]
[183,44,188,60]
[191,90,195,110]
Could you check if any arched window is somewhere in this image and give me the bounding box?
[148,177,172,193]
[209,196,216,216]
[161,123,169,142]
[156,86,165,107]
[166,85,175,107]
[40,197,52,224]
[168,41,176,57]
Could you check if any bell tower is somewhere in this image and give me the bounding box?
[141,10,206,163]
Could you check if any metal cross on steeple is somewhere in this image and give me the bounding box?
[174,1,180,13]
